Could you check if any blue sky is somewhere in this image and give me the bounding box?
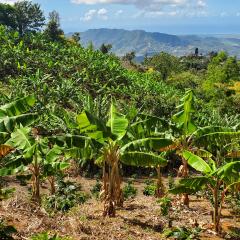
[2,0,240,34]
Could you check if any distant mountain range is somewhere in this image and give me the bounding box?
[68,28,240,59]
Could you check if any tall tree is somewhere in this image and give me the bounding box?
[0,3,16,30]
[71,32,81,44]
[144,52,180,81]
[14,0,45,36]
[100,44,112,54]
[123,51,135,63]
[45,10,64,41]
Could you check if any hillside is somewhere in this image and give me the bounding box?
[76,28,240,58]
[1,23,240,240]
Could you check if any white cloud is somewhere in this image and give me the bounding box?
[71,0,207,12]
[98,8,107,15]
[197,0,206,8]
[115,9,123,16]
[81,8,108,21]
[81,9,97,21]
[0,0,23,4]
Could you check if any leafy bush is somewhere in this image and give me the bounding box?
[228,194,240,215]
[164,227,201,240]
[0,219,17,240]
[143,179,157,196]
[44,179,89,212]
[157,197,172,216]
[16,174,32,186]
[168,174,175,190]
[0,188,15,200]
[90,180,102,199]
[123,180,137,200]
[226,227,240,240]
[31,232,71,240]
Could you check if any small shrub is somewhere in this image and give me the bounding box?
[0,188,15,200]
[228,194,240,215]
[0,219,17,240]
[164,226,201,240]
[168,174,175,189]
[143,179,157,196]
[131,174,138,179]
[158,197,172,216]
[44,180,89,212]
[31,232,71,240]
[123,181,137,200]
[16,174,32,186]
[90,180,102,199]
[226,227,240,240]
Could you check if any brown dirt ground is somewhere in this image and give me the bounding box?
[0,177,239,240]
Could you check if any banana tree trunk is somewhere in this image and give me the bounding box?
[213,187,220,232]
[32,155,41,203]
[213,182,226,233]
[181,158,189,207]
[115,163,123,207]
[155,166,165,198]
[102,144,122,217]
[103,163,116,217]
[32,173,41,203]
[48,176,56,195]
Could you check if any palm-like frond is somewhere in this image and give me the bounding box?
[121,137,173,152]
[120,151,167,167]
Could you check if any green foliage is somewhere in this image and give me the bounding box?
[31,232,71,240]
[168,174,175,189]
[44,11,64,41]
[0,95,37,145]
[123,180,137,200]
[164,227,201,240]
[144,52,181,81]
[44,179,89,212]
[0,3,16,30]
[0,219,17,240]
[0,1,45,36]
[227,227,240,240]
[0,188,15,200]
[168,71,200,90]
[14,0,45,35]
[172,89,197,135]
[100,43,112,54]
[157,196,172,216]
[90,179,102,199]
[143,179,157,196]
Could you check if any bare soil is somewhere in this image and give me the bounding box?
[0,177,239,240]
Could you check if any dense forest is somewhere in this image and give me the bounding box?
[1,1,240,239]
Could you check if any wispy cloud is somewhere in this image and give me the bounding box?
[115,9,123,16]
[71,0,207,12]
[81,8,108,21]
[72,0,207,18]
[0,0,24,4]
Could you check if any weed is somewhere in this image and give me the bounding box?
[143,179,157,196]
[123,180,137,200]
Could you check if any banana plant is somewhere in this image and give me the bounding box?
[171,89,197,206]
[170,150,240,233]
[126,113,173,197]
[6,127,69,203]
[0,95,37,159]
[77,102,173,217]
[0,95,37,144]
